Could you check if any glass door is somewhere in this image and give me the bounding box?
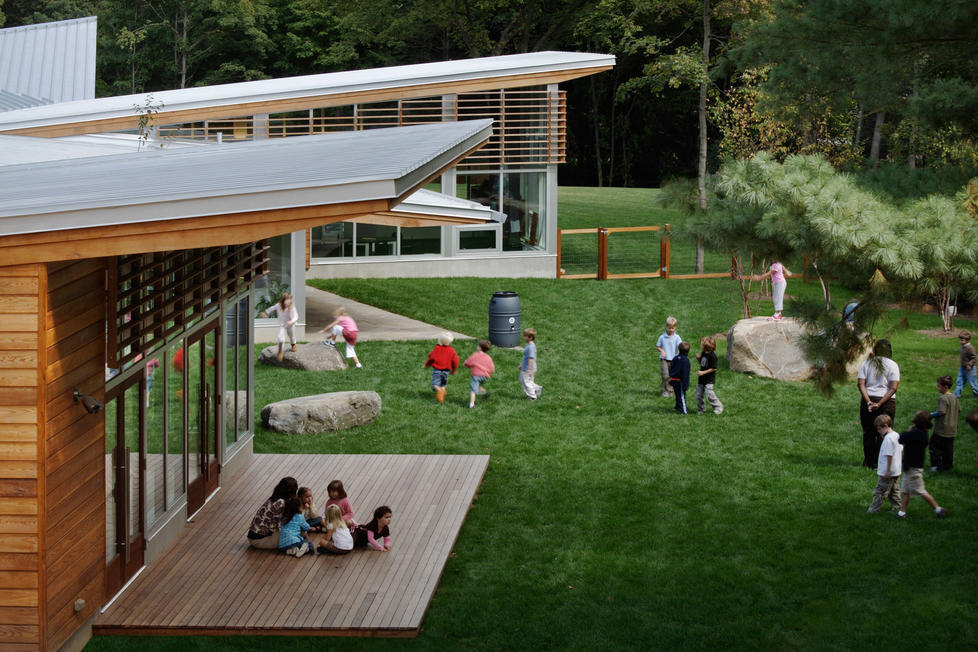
[187,320,221,516]
[105,374,145,597]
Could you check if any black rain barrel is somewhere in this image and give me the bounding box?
[489,291,521,348]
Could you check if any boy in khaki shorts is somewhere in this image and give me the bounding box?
[897,411,948,519]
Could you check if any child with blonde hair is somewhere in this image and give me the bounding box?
[655,317,682,397]
[318,306,361,368]
[316,504,354,554]
[695,336,723,415]
[424,332,459,403]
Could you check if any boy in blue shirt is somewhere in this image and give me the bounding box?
[519,328,542,400]
[669,341,691,414]
[656,316,682,397]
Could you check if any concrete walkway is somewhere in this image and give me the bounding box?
[305,286,472,342]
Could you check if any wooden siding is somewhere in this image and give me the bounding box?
[0,264,43,649]
[43,260,107,651]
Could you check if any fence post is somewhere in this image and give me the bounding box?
[598,228,608,280]
[660,224,670,279]
[556,229,563,278]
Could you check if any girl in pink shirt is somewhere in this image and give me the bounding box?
[756,260,792,321]
[317,306,362,368]
[324,479,356,528]
[463,339,495,409]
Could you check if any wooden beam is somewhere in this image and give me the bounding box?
[3,67,612,139]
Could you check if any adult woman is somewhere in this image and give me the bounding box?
[246,476,298,549]
[857,340,900,469]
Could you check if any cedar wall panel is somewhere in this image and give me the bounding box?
[0,265,43,650]
[43,260,107,651]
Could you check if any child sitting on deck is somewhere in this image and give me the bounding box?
[353,506,392,552]
[324,479,356,528]
[316,505,355,555]
[278,497,314,558]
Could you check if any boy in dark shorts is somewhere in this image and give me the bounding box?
[898,411,948,519]
[668,341,691,415]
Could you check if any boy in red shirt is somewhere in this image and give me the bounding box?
[463,340,495,409]
[424,333,459,403]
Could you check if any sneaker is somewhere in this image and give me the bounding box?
[936,507,948,519]
[355,363,363,368]
[468,404,475,409]
[294,544,308,558]
[714,409,723,415]
[896,511,907,519]
[322,340,336,347]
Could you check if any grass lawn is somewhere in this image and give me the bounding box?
[87,188,978,651]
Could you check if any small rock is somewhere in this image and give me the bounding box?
[261,391,381,434]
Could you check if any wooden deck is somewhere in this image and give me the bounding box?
[93,453,489,637]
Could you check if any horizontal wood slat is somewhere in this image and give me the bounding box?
[94,453,488,637]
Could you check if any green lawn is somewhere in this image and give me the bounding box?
[87,188,978,651]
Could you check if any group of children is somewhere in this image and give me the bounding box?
[868,412,949,519]
[656,316,724,416]
[245,477,392,558]
[424,328,540,407]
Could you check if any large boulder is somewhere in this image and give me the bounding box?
[224,390,248,430]
[261,391,381,434]
[726,317,870,381]
[258,342,347,371]
[726,317,815,382]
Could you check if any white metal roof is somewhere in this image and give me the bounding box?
[0,50,614,133]
[0,119,493,236]
[0,16,97,109]
[0,133,206,166]
[392,188,506,223]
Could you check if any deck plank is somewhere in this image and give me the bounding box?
[93,453,488,637]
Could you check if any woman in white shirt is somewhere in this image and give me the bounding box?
[857,339,900,469]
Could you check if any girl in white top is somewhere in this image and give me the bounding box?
[316,504,354,555]
[260,292,299,361]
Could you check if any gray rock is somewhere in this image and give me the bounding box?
[726,317,870,382]
[261,391,381,434]
[258,342,347,371]
[224,390,249,431]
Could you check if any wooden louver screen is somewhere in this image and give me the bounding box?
[107,242,268,369]
[158,89,568,167]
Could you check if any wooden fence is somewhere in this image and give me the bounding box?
[556,225,733,280]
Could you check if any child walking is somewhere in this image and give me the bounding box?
[424,333,460,404]
[519,328,542,400]
[464,339,495,409]
[324,479,356,528]
[954,330,978,398]
[298,486,322,531]
[695,337,723,415]
[756,260,792,320]
[867,414,903,514]
[655,317,682,397]
[669,341,691,415]
[316,504,355,554]
[897,411,949,519]
[930,375,960,471]
[353,506,392,552]
[278,496,314,557]
[260,292,298,361]
[318,306,362,368]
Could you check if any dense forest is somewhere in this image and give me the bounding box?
[2,0,978,188]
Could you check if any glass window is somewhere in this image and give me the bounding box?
[255,233,292,316]
[236,296,251,441]
[166,344,185,508]
[459,228,498,251]
[105,397,118,563]
[355,224,397,257]
[503,171,547,251]
[400,226,441,255]
[224,295,251,450]
[462,173,500,210]
[145,359,166,529]
[311,222,353,258]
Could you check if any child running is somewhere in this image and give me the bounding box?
[260,292,299,361]
[298,486,322,531]
[318,306,362,368]
[463,339,495,409]
[354,506,392,552]
[424,332,459,404]
[278,496,314,557]
[316,504,355,554]
[519,328,542,400]
[897,411,949,519]
[324,480,356,528]
[695,336,723,415]
[867,414,902,514]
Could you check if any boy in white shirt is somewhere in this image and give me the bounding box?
[868,414,903,513]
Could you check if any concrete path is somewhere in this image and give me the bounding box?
[305,286,472,342]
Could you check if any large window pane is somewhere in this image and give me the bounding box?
[105,398,118,563]
[145,358,166,529]
[503,171,546,251]
[459,228,498,250]
[166,344,185,508]
[400,226,441,255]
[462,173,499,210]
[236,296,250,441]
[255,233,292,316]
[311,222,353,258]
[355,224,397,257]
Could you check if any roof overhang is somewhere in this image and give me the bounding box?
[355,188,506,227]
[0,120,493,265]
[0,51,615,137]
